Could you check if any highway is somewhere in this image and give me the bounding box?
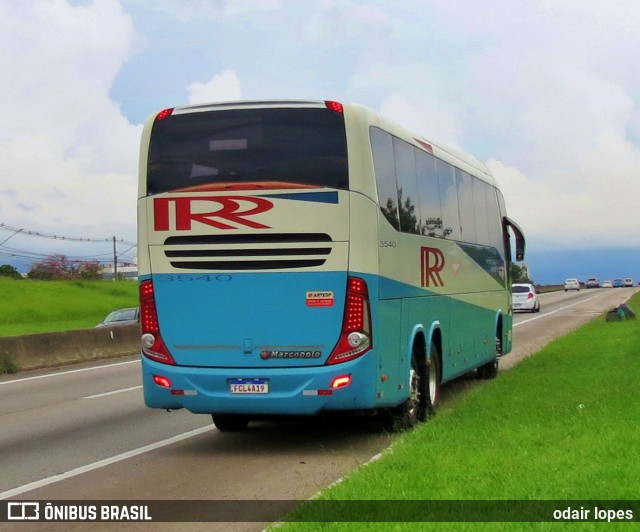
[0,287,637,530]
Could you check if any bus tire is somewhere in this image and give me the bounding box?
[424,346,440,418]
[385,345,438,432]
[211,414,249,432]
[477,358,498,379]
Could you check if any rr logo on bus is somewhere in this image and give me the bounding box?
[421,246,445,287]
[153,196,273,231]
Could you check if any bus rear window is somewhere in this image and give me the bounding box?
[147,107,348,194]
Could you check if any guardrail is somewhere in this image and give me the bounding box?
[0,325,140,372]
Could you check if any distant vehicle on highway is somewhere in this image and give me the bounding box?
[564,278,581,291]
[512,283,540,313]
[624,278,634,287]
[612,279,625,288]
[602,280,613,288]
[585,277,600,288]
[96,307,139,328]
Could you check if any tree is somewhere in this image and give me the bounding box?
[0,264,22,279]
[79,261,102,280]
[27,255,102,280]
[511,263,532,284]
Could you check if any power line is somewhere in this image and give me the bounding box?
[0,222,136,246]
[0,222,137,273]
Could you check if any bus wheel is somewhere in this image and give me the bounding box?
[385,348,435,432]
[477,358,498,379]
[211,414,249,432]
[424,348,440,418]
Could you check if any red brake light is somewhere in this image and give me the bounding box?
[325,101,343,113]
[153,375,172,388]
[528,293,534,299]
[331,375,352,389]
[327,277,372,365]
[155,108,174,121]
[139,280,175,365]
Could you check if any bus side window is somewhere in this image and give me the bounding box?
[456,169,477,244]
[371,127,400,230]
[437,160,461,240]
[485,186,504,259]
[472,178,491,246]
[392,137,421,235]
[416,150,443,238]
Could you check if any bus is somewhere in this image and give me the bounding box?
[137,100,525,432]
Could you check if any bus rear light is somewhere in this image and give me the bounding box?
[155,108,174,121]
[153,375,171,388]
[331,375,352,389]
[139,280,176,365]
[325,100,344,113]
[327,277,372,365]
[347,332,368,348]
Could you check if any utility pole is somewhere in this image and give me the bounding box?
[113,236,118,281]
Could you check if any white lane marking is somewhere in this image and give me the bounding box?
[0,359,139,386]
[514,292,608,328]
[0,425,215,500]
[84,386,142,399]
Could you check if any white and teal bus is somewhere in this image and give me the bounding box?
[137,100,525,431]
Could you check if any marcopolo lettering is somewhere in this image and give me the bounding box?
[261,350,322,359]
[153,196,273,231]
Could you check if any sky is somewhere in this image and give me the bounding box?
[1,0,639,284]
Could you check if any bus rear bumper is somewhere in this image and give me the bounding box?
[141,355,378,415]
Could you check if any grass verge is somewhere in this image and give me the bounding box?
[277,293,640,530]
[0,277,138,336]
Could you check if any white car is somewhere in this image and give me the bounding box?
[624,278,634,287]
[512,283,540,313]
[564,278,581,291]
[602,280,613,288]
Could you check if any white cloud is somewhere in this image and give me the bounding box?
[186,70,243,104]
[489,126,640,249]
[150,0,282,20]
[333,1,640,251]
[379,94,463,150]
[305,1,391,46]
[0,0,139,244]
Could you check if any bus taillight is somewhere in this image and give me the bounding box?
[139,280,176,365]
[327,277,372,365]
[155,108,174,121]
[325,100,344,113]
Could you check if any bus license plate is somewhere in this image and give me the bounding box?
[229,379,269,394]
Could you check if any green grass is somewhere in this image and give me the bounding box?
[0,277,138,336]
[277,294,640,530]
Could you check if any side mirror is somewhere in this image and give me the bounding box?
[504,217,526,262]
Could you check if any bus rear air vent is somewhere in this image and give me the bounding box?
[163,233,333,271]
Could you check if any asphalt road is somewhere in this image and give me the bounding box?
[0,287,636,530]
